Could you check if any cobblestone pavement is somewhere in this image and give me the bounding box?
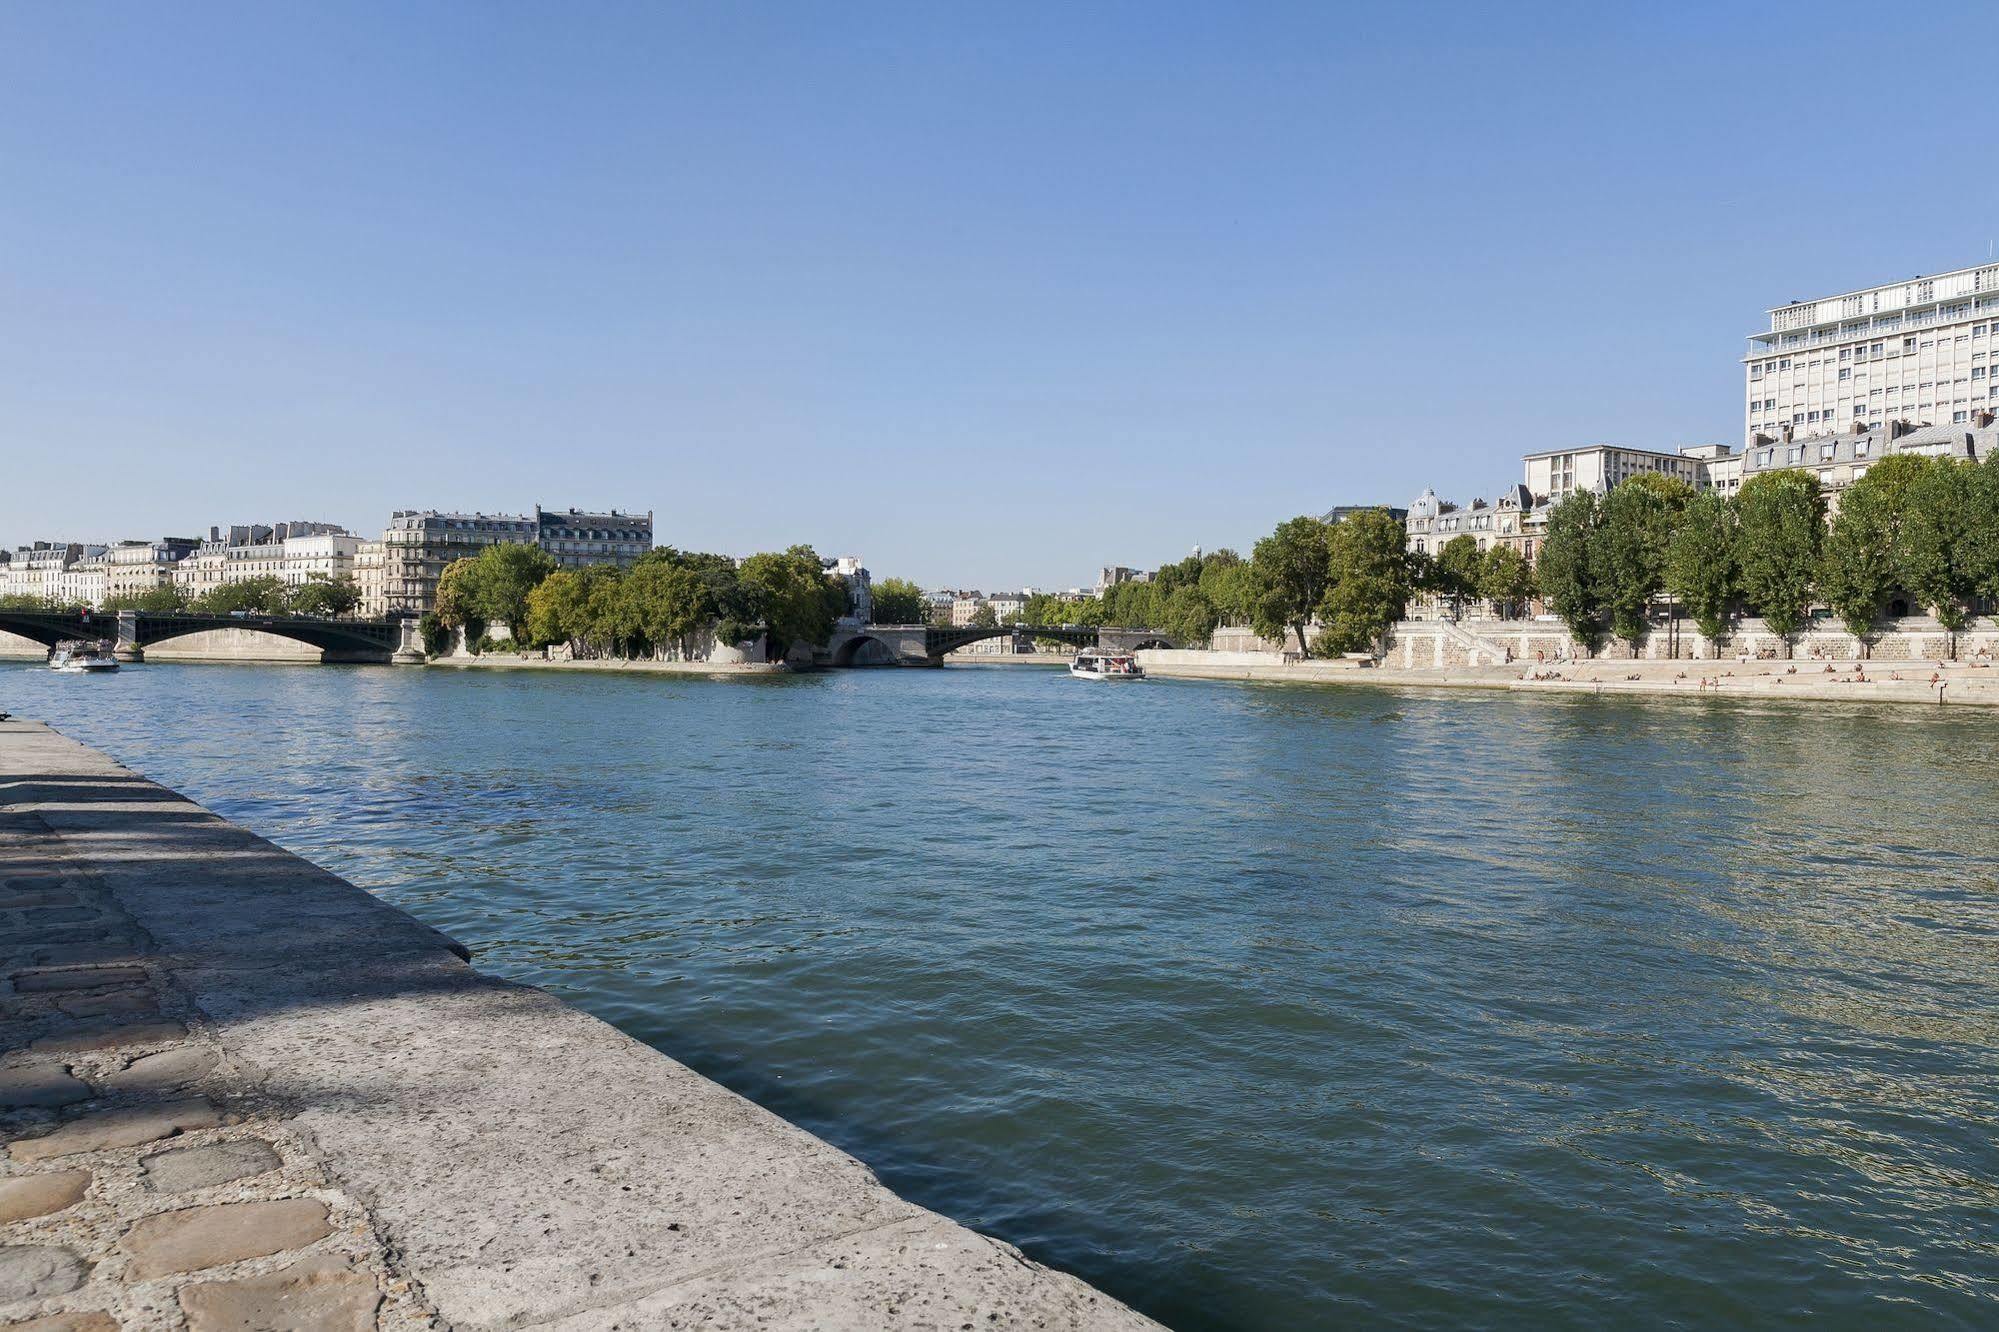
[0,809,437,1331]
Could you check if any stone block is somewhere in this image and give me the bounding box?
[0,1169,90,1222]
[12,967,148,994]
[9,1098,219,1162]
[22,940,147,972]
[0,1061,91,1109]
[3,1312,119,1332]
[0,1245,88,1303]
[16,907,111,927]
[55,988,159,1020]
[30,1020,185,1055]
[179,1254,379,1332]
[141,1139,280,1193]
[121,1198,331,1279]
[102,1046,215,1095]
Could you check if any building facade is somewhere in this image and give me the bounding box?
[1739,416,1995,500]
[354,540,386,618]
[1746,262,1999,444]
[1521,445,1712,504]
[380,506,651,615]
[381,511,537,615]
[533,507,653,569]
[104,539,197,603]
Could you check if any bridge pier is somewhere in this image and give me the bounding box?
[392,615,427,665]
[112,610,144,663]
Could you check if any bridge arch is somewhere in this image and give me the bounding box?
[132,614,398,658]
[829,633,898,667]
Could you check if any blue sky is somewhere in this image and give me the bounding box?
[6,2,1999,589]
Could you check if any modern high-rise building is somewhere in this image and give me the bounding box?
[1744,261,1999,444]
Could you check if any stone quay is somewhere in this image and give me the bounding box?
[0,720,1155,1331]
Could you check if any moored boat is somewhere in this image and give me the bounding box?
[49,639,120,673]
[1070,647,1145,681]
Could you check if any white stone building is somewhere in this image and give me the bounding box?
[1746,262,1999,444]
[279,532,363,588]
[1520,444,1713,505]
[354,540,386,617]
[1,543,110,608]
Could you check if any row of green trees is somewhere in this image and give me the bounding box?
[0,576,361,618]
[427,542,857,660]
[1537,454,1999,652]
[1016,550,1259,646]
[1001,513,1419,657]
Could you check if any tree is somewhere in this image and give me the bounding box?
[192,576,287,614]
[1537,492,1606,652]
[1819,456,1929,645]
[1597,477,1688,645]
[1477,546,1536,620]
[1433,535,1484,619]
[468,542,557,634]
[1161,584,1220,646]
[738,546,842,658]
[623,551,721,659]
[102,585,189,614]
[1665,489,1738,642]
[870,577,928,625]
[285,574,360,619]
[1972,454,1999,611]
[433,558,484,640]
[1197,550,1254,626]
[522,569,590,651]
[1898,459,1984,641]
[1736,469,1825,648]
[1313,509,1412,656]
[1249,516,1332,655]
[968,602,999,629]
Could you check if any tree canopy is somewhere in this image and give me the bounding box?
[870,577,928,625]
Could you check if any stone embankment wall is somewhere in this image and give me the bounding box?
[0,631,44,661]
[1387,616,1999,668]
[142,630,323,664]
[0,721,1156,1331]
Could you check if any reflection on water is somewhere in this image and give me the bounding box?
[8,662,1999,1329]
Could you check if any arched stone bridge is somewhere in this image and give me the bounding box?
[0,609,422,664]
[824,623,1177,667]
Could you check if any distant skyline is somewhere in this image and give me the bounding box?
[7,2,1999,588]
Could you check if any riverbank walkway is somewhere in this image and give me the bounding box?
[0,720,1155,1330]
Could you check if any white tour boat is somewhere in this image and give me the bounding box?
[49,639,120,673]
[1070,647,1145,681]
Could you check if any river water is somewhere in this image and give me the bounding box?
[5,660,1997,1329]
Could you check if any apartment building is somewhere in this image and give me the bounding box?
[104,538,198,603]
[382,505,651,614]
[1739,415,1996,500]
[1,544,106,605]
[1521,444,1712,504]
[1746,262,1999,444]
[354,540,386,617]
[1406,486,1535,559]
[533,507,653,569]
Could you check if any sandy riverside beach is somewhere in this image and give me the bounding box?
[1138,652,1999,709]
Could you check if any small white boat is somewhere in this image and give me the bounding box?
[1070,647,1145,681]
[49,639,120,673]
